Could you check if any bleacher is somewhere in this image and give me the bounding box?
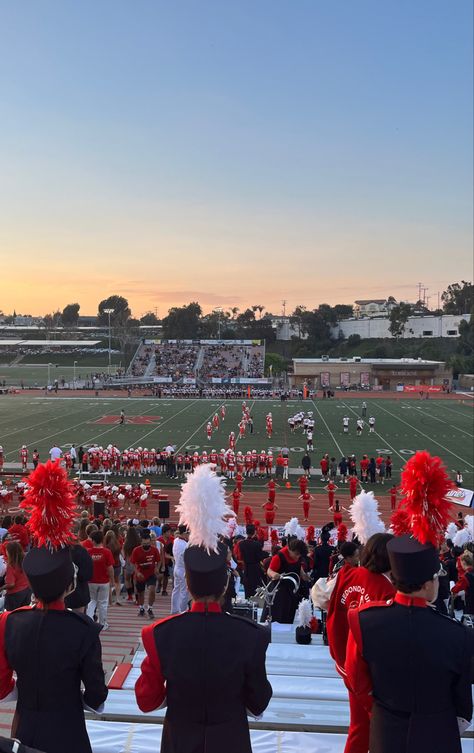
[126,340,266,384]
[87,618,474,752]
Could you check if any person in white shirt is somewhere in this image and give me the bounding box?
[70,444,77,468]
[343,416,350,433]
[368,416,375,433]
[170,525,190,614]
[49,445,62,462]
[356,419,364,436]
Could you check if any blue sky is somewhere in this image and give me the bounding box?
[0,1,472,316]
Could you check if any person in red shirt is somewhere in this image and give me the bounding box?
[81,524,98,552]
[131,530,161,617]
[324,480,338,510]
[229,488,241,516]
[19,446,28,471]
[390,485,398,511]
[298,474,308,495]
[326,533,395,753]
[267,478,278,503]
[359,455,369,483]
[86,529,114,629]
[261,498,278,526]
[451,550,474,612]
[4,541,31,611]
[267,538,310,623]
[298,490,314,522]
[332,500,343,528]
[320,456,329,482]
[7,515,30,551]
[349,475,360,502]
[235,471,244,494]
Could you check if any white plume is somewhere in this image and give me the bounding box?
[349,491,385,544]
[140,493,148,501]
[284,517,299,537]
[465,516,474,542]
[453,528,471,548]
[329,527,338,546]
[117,493,125,501]
[176,464,233,552]
[297,598,312,628]
[226,515,238,539]
[445,522,458,542]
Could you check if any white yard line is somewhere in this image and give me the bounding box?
[374,401,474,468]
[341,401,405,462]
[311,400,345,457]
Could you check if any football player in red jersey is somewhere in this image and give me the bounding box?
[20,445,28,471]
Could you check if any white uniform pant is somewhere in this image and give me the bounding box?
[283,466,288,479]
[171,570,189,614]
[87,583,110,626]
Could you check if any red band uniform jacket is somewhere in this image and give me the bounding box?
[346,593,474,753]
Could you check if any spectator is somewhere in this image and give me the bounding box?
[4,541,31,611]
[105,530,123,605]
[86,530,114,630]
[131,529,161,618]
[7,515,30,551]
[301,452,311,477]
[65,540,94,614]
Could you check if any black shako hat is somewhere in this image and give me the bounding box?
[387,535,439,585]
[24,546,74,603]
[184,540,228,598]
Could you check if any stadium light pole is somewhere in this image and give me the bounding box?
[47,362,53,388]
[73,360,77,390]
[104,308,114,375]
[216,307,222,340]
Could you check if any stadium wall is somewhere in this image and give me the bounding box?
[331,313,469,340]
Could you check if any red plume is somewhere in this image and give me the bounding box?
[390,507,412,537]
[400,451,453,546]
[20,460,77,549]
[306,525,315,542]
[337,523,348,542]
[244,505,253,524]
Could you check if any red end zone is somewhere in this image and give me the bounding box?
[93,415,162,425]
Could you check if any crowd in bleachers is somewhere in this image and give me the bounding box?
[154,342,199,378]
[126,341,266,383]
[129,344,153,377]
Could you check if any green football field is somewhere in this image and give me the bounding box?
[0,358,122,388]
[0,396,472,490]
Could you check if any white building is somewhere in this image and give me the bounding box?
[332,313,469,340]
[353,299,398,318]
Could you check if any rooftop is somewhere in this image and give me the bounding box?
[293,357,444,365]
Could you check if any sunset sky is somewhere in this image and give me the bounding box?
[0,1,472,318]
